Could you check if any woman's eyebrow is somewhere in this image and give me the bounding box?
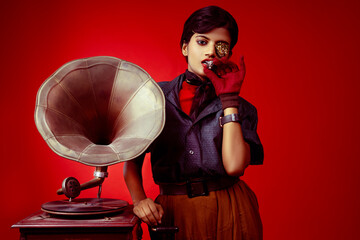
[195,35,210,39]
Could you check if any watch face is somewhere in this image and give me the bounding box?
[215,42,230,58]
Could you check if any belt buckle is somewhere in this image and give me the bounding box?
[186,179,209,198]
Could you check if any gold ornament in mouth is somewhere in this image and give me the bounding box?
[203,60,214,69]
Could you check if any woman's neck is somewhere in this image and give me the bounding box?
[185,70,205,86]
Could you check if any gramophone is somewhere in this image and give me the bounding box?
[34,56,165,216]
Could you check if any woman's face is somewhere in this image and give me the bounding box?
[182,27,231,80]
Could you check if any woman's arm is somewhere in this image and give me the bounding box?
[221,107,250,176]
[204,56,250,176]
[123,160,164,225]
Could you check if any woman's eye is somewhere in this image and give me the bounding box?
[197,40,207,45]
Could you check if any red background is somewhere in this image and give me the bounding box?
[2,0,360,239]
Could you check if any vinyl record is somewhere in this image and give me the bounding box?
[41,198,128,216]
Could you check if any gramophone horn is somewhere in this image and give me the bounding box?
[34,56,165,166]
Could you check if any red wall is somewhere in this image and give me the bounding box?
[2,0,360,239]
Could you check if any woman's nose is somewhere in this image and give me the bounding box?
[205,44,216,58]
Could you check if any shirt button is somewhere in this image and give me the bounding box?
[189,150,194,155]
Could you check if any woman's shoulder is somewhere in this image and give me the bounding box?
[238,96,258,114]
[157,74,184,93]
[157,80,172,88]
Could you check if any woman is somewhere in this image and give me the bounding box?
[124,5,264,239]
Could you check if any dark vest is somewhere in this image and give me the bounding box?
[138,73,263,183]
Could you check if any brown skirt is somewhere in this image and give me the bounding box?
[154,179,262,240]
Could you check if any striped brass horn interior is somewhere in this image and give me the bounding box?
[35,56,165,166]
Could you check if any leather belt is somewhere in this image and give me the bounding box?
[158,177,239,198]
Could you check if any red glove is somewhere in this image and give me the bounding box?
[204,56,246,109]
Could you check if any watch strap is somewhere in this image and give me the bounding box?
[219,113,240,127]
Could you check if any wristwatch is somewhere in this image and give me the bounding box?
[219,113,240,127]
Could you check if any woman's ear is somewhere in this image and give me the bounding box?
[182,43,188,56]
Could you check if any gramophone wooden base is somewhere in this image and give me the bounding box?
[12,206,142,240]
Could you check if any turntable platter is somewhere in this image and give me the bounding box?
[41,198,128,216]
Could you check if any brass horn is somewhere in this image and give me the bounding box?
[35,56,165,199]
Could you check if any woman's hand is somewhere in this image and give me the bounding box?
[204,56,245,109]
[123,160,164,226]
[133,198,164,226]
[203,56,245,96]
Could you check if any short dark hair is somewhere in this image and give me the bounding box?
[180,6,239,50]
